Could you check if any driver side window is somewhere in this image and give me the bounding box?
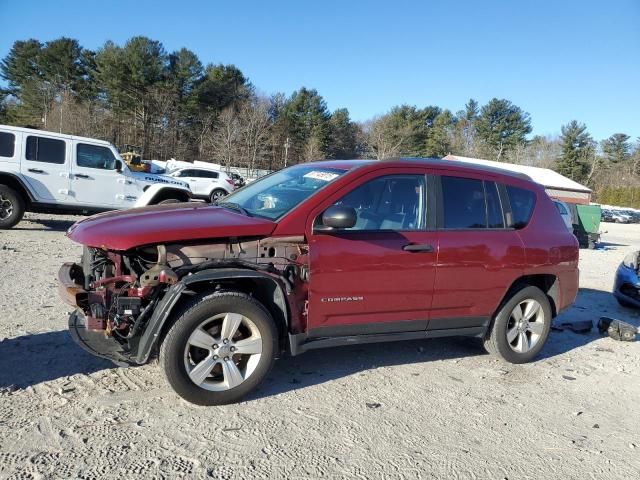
[333,175,426,231]
[77,144,116,170]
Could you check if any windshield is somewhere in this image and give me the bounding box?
[221,165,346,220]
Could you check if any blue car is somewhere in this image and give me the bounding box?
[614,251,640,308]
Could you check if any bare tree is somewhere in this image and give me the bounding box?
[208,107,241,169]
[362,114,413,160]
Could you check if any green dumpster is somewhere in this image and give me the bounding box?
[570,203,601,249]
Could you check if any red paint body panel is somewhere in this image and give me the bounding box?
[67,202,276,250]
[66,158,579,337]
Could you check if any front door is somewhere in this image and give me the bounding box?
[306,170,438,336]
[20,133,71,203]
[70,142,126,208]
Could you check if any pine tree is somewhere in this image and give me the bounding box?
[475,98,532,161]
[557,120,592,181]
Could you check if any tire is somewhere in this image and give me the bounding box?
[158,198,180,204]
[210,189,227,203]
[0,184,25,229]
[159,291,278,405]
[483,286,552,364]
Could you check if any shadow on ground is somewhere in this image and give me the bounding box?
[2,288,635,396]
[0,330,114,389]
[14,218,79,232]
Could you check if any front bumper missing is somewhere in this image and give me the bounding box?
[68,309,132,367]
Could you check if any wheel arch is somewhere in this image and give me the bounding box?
[133,268,290,364]
[497,274,559,319]
[0,172,34,205]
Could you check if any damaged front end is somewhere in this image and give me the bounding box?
[613,251,640,308]
[59,237,309,366]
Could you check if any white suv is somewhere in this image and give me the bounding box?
[168,167,235,202]
[0,125,192,229]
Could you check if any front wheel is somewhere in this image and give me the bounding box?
[160,292,278,405]
[483,286,552,363]
[0,185,25,229]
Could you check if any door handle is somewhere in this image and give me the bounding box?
[74,173,90,179]
[28,168,45,174]
[402,243,434,253]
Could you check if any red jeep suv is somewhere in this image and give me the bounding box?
[59,158,579,405]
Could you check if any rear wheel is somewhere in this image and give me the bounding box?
[0,185,25,229]
[158,198,180,204]
[210,189,227,203]
[483,286,552,363]
[160,292,277,405]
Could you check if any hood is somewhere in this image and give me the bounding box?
[67,203,277,251]
[128,170,190,189]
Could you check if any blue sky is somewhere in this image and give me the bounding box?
[1,0,638,141]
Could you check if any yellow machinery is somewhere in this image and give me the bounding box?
[120,145,149,172]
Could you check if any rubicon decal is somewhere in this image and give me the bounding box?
[320,296,364,303]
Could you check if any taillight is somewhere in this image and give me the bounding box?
[226,178,234,186]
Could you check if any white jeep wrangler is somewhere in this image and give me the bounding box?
[0,125,192,229]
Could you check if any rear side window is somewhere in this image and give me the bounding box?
[26,136,66,164]
[0,132,15,157]
[507,186,536,228]
[197,170,219,179]
[441,176,487,229]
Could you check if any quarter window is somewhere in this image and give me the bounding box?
[26,136,66,164]
[332,175,426,231]
[507,186,536,228]
[77,144,116,170]
[441,176,487,229]
[0,132,15,158]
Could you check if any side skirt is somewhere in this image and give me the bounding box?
[289,325,488,356]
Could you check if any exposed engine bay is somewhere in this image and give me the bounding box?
[60,237,309,363]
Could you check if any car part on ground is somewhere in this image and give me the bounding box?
[598,317,638,341]
[59,158,579,404]
[550,319,593,333]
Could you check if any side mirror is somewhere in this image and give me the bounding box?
[314,205,357,233]
[115,159,123,173]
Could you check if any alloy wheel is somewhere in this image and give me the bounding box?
[183,312,263,391]
[0,194,13,220]
[506,299,546,353]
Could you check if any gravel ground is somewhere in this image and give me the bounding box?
[1,213,639,479]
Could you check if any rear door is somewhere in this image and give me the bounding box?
[20,133,71,203]
[70,142,124,208]
[430,174,525,331]
[306,168,439,336]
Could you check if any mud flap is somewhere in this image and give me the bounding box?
[68,309,132,367]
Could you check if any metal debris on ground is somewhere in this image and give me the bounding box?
[598,317,638,342]
[551,320,593,334]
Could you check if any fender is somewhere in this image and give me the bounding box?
[134,183,191,207]
[0,171,36,202]
[131,268,290,364]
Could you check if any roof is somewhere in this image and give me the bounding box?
[0,124,113,147]
[442,154,592,193]
[302,158,533,182]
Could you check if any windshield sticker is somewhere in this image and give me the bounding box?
[303,171,339,182]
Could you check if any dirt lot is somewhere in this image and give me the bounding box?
[1,213,639,479]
